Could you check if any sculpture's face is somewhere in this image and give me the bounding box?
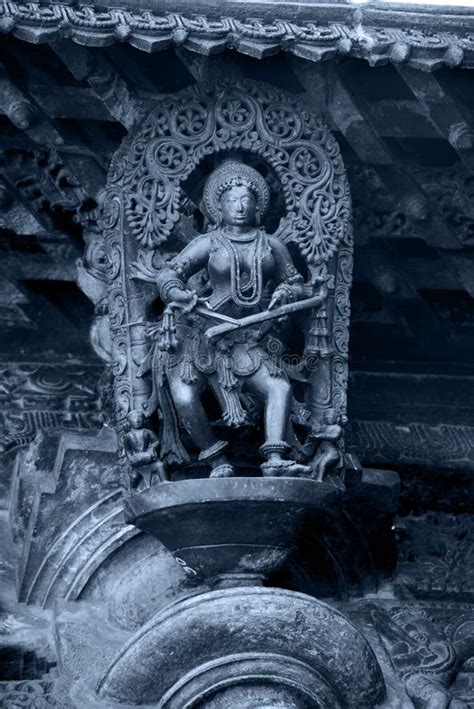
[128,412,144,428]
[220,185,257,227]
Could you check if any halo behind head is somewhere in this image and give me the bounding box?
[203,161,270,225]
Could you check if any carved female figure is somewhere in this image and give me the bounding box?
[149,161,324,478]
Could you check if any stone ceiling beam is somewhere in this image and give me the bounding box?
[0,62,106,199]
[396,65,474,171]
[21,85,464,144]
[296,61,463,251]
[440,251,474,299]
[0,275,33,328]
[325,66,392,166]
[176,48,244,83]
[27,85,112,123]
[0,172,81,261]
[0,252,76,281]
[336,63,467,251]
[354,250,461,293]
[50,40,145,132]
[355,243,451,339]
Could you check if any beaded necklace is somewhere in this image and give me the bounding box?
[220,229,263,307]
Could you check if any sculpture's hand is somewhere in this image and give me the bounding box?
[170,288,198,313]
[268,285,292,310]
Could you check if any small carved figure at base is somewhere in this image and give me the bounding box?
[122,411,168,490]
[310,409,345,482]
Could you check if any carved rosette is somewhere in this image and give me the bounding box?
[102,78,352,453]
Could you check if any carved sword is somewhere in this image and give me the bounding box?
[199,289,327,342]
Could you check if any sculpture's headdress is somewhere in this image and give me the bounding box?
[203,161,270,225]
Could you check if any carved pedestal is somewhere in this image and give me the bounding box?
[124,478,341,587]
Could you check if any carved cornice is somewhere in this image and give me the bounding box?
[1,2,474,71]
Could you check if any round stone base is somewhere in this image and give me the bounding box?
[97,587,385,708]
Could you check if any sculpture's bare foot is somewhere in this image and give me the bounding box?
[261,459,312,478]
[210,464,236,478]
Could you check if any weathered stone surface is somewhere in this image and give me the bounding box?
[394,513,474,601]
[345,598,474,709]
[2,1,474,72]
[54,600,132,707]
[98,587,386,708]
[10,427,124,606]
[81,531,198,631]
[103,77,352,488]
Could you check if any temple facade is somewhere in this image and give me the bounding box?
[0,1,473,707]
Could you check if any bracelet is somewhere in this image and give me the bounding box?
[275,283,295,302]
[283,264,303,285]
[159,279,185,302]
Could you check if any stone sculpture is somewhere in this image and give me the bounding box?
[143,159,328,478]
[122,410,167,487]
[103,79,353,487]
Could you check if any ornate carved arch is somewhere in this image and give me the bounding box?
[102,78,353,469]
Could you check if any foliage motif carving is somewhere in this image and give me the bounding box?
[115,82,350,264]
[349,601,473,707]
[347,420,474,476]
[395,513,474,600]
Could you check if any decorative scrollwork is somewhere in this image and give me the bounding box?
[217,96,256,132]
[118,79,351,265]
[263,105,303,144]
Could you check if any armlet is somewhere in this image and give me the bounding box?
[282,263,303,285]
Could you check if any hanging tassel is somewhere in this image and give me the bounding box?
[217,354,247,426]
[180,337,197,384]
[217,354,239,391]
[221,389,247,427]
[180,358,197,384]
[154,347,168,388]
[158,306,178,352]
[159,386,190,466]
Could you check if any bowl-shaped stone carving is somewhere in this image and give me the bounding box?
[123,477,342,588]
